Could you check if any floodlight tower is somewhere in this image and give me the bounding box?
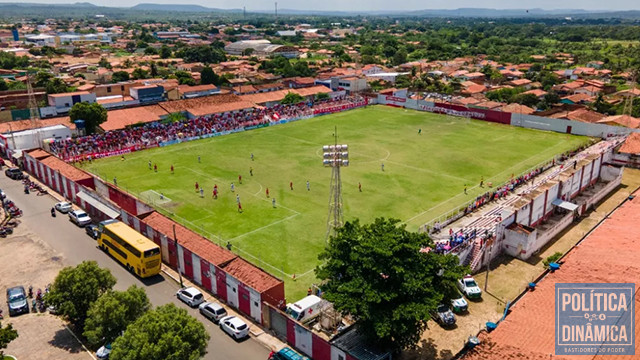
[323,126,349,242]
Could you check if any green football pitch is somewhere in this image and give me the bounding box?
[85,105,589,299]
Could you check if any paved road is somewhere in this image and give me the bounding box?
[0,174,269,360]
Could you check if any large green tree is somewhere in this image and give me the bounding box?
[69,102,108,134]
[0,322,18,356]
[281,92,305,105]
[45,78,71,94]
[112,71,130,83]
[83,285,151,347]
[316,218,467,350]
[46,261,116,328]
[110,303,209,360]
[200,67,220,86]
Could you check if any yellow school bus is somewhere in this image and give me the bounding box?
[97,220,161,278]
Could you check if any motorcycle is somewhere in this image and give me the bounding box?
[24,185,30,194]
[51,208,56,217]
[31,299,37,313]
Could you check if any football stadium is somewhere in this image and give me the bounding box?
[84,105,590,297]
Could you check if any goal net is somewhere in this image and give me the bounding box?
[140,190,172,205]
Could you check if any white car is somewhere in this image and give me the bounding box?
[199,301,227,323]
[176,287,204,307]
[69,210,91,226]
[451,293,469,313]
[457,275,482,299]
[96,343,111,359]
[219,315,250,340]
[55,201,73,213]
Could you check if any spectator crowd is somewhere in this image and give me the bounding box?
[50,96,364,162]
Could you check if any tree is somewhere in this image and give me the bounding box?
[200,66,220,86]
[514,93,540,107]
[45,78,70,94]
[46,261,116,329]
[131,67,149,80]
[160,45,172,59]
[110,303,209,360]
[315,92,330,101]
[281,92,305,105]
[98,57,111,69]
[83,286,151,347]
[144,47,158,55]
[242,48,254,56]
[112,71,130,83]
[0,322,19,356]
[0,79,7,91]
[316,218,467,350]
[174,70,195,85]
[34,71,54,87]
[69,102,108,135]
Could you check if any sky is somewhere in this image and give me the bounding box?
[2,0,638,11]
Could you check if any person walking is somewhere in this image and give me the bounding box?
[249,167,253,176]
[272,197,276,208]
[251,153,254,161]
[154,164,157,172]
[306,180,310,191]
[358,182,362,192]
[238,202,243,213]
[230,183,235,192]
[266,188,270,198]
[171,165,174,174]
[238,174,242,184]
[113,177,117,186]
[200,188,204,198]
[148,160,152,170]
[290,181,293,190]
[464,185,467,195]
[213,187,218,199]
[236,194,240,204]
[195,182,199,192]
[381,163,385,172]
[198,155,201,163]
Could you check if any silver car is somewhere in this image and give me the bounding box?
[6,286,29,316]
[199,301,227,323]
[69,210,91,227]
[55,201,73,213]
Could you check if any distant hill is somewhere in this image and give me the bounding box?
[130,3,241,13]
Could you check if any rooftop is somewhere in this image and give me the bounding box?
[222,257,282,293]
[463,189,640,360]
[618,133,640,154]
[159,94,255,117]
[142,211,236,266]
[100,105,169,131]
[39,154,92,182]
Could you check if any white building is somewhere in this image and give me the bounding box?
[3,124,72,151]
[47,91,97,112]
[365,72,410,84]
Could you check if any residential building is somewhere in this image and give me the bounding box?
[47,91,96,110]
[178,84,220,99]
[130,85,164,103]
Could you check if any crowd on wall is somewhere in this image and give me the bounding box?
[50,96,363,161]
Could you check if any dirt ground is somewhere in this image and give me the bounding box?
[0,225,93,360]
[401,168,640,360]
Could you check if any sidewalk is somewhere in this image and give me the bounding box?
[161,265,288,353]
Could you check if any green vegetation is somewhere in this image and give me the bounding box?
[46,261,117,329]
[0,322,18,357]
[110,304,209,360]
[543,251,564,268]
[85,106,589,299]
[280,92,305,105]
[83,286,151,347]
[317,217,467,350]
[69,102,108,135]
[260,56,314,77]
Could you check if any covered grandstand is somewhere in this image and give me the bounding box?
[224,40,299,58]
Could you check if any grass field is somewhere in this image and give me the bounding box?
[85,106,590,299]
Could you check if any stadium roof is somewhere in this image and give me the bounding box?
[224,40,296,54]
[159,94,255,117]
[100,105,169,132]
[462,188,640,360]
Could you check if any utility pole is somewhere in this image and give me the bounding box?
[173,224,184,288]
[484,237,493,292]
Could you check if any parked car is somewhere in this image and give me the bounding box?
[69,210,91,227]
[219,315,250,340]
[6,286,29,316]
[199,301,227,323]
[451,293,469,313]
[458,275,482,299]
[55,201,73,214]
[5,167,23,180]
[96,343,111,359]
[431,304,456,327]
[85,224,99,239]
[269,347,310,360]
[176,287,204,308]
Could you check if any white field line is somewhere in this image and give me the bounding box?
[228,213,300,242]
[403,141,569,225]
